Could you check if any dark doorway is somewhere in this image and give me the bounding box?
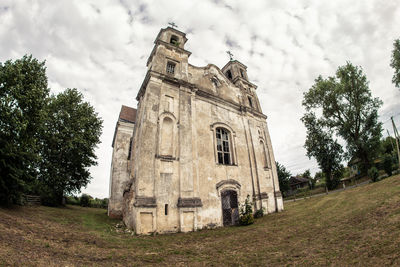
[221,190,239,226]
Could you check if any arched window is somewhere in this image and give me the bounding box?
[216,128,232,165]
[211,76,220,88]
[160,117,173,156]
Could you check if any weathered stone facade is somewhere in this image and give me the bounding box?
[108,106,136,218]
[109,26,283,234]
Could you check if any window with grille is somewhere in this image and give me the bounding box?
[216,128,231,165]
[166,62,175,74]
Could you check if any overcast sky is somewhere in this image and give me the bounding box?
[1,0,399,198]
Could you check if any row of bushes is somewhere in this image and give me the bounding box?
[369,153,399,182]
[65,194,108,209]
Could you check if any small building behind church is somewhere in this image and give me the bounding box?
[108,26,284,234]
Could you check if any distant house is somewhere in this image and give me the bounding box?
[348,157,361,177]
[289,176,309,191]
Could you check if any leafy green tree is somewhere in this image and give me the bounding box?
[302,62,382,174]
[391,39,400,88]
[302,169,316,189]
[368,167,379,182]
[38,89,103,205]
[314,171,325,181]
[383,153,393,177]
[381,136,396,155]
[80,194,92,207]
[0,55,49,205]
[302,169,311,179]
[276,162,291,193]
[301,113,344,190]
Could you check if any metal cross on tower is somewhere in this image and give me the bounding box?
[168,22,178,29]
[226,51,234,61]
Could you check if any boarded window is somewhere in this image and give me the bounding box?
[165,95,174,112]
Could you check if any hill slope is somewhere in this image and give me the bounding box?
[1,175,400,266]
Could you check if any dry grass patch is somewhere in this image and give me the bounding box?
[1,175,400,266]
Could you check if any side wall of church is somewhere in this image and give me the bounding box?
[108,121,134,218]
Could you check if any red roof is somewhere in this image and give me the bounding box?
[119,105,137,123]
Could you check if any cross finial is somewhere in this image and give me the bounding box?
[226,51,234,61]
[168,22,178,29]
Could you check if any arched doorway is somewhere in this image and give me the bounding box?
[221,190,239,226]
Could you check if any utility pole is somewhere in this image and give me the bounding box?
[391,117,400,170]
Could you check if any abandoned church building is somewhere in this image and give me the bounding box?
[108,26,283,234]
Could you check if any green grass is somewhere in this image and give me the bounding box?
[1,174,400,266]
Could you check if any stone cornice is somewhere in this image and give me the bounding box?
[136,71,267,120]
[134,196,157,207]
[177,197,203,208]
[232,76,257,89]
[146,40,191,67]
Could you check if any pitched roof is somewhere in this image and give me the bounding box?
[112,105,136,148]
[119,105,137,124]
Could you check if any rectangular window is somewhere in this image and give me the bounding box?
[166,62,175,74]
[165,204,168,215]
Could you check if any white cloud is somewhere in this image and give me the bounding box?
[0,0,399,197]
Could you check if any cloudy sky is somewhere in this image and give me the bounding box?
[1,0,399,198]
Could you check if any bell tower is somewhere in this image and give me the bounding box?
[145,26,191,82]
[222,59,249,83]
[222,60,262,112]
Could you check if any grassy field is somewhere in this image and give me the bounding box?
[1,175,400,266]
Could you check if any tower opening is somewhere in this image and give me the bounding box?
[226,70,232,80]
[170,35,179,45]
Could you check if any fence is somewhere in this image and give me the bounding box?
[25,195,41,205]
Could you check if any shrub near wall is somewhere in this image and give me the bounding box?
[368,167,379,182]
[239,195,254,226]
